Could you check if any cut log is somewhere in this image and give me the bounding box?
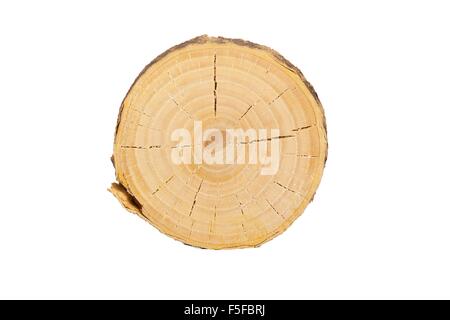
[110,35,327,249]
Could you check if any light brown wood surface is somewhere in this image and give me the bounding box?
[110,35,327,249]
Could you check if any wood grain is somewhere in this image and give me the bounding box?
[110,35,327,249]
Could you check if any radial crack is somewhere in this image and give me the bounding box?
[152,175,174,195]
[170,144,192,149]
[189,179,203,217]
[132,108,152,118]
[240,135,295,145]
[238,103,254,120]
[121,145,161,149]
[169,95,194,120]
[283,153,318,158]
[266,199,284,218]
[274,181,300,194]
[241,223,248,239]
[209,205,217,238]
[213,53,217,117]
[292,124,314,132]
[236,195,245,216]
[268,88,289,106]
[188,221,194,239]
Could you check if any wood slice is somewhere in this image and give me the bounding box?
[110,35,327,249]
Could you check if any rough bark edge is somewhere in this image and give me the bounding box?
[109,183,142,215]
[110,35,328,249]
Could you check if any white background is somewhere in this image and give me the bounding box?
[1,0,449,299]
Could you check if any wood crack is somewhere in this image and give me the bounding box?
[132,108,152,118]
[152,175,174,195]
[169,95,194,119]
[189,179,203,216]
[238,104,254,120]
[236,195,245,216]
[121,145,161,149]
[213,53,217,117]
[268,88,289,106]
[274,181,300,194]
[240,135,295,145]
[266,199,284,219]
[283,153,318,158]
[292,124,316,132]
